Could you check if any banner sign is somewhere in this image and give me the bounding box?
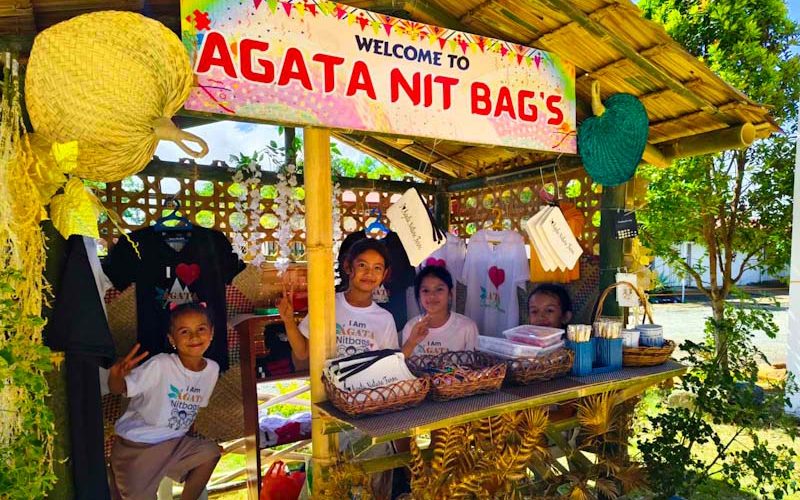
[180,0,576,153]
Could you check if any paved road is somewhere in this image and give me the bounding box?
[650,295,789,366]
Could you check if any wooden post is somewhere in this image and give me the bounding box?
[303,127,338,488]
[433,182,450,232]
[599,184,626,317]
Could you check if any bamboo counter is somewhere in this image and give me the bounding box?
[316,361,686,444]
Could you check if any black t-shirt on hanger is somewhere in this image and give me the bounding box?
[103,226,244,371]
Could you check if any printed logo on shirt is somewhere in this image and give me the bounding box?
[337,319,377,356]
[166,384,202,431]
[372,284,389,304]
[480,286,505,312]
[420,340,448,355]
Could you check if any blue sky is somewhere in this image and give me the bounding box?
[155,120,370,167]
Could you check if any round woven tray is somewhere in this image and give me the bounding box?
[406,351,506,401]
[623,340,676,367]
[323,375,430,418]
[500,348,574,385]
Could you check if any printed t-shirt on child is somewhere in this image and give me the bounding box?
[298,292,399,357]
[115,353,219,444]
[401,312,478,356]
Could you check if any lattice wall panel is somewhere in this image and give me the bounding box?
[449,169,602,254]
[97,172,432,259]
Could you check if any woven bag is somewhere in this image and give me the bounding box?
[26,11,207,182]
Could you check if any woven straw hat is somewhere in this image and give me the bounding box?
[26,11,207,182]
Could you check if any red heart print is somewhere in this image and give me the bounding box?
[488,266,505,289]
[425,257,446,268]
[176,263,201,286]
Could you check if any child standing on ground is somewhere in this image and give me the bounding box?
[527,283,573,329]
[401,265,478,357]
[109,303,221,500]
[278,238,399,498]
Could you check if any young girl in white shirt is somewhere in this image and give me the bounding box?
[109,303,221,500]
[402,265,479,357]
[279,238,399,359]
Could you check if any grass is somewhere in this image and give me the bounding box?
[630,388,800,499]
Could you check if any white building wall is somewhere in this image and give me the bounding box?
[652,243,788,288]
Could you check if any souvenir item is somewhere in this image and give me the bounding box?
[386,187,446,266]
[578,82,648,187]
[26,11,207,182]
[615,272,641,308]
[613,210,639,239]
[525,205,583,272]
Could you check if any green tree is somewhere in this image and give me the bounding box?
[639,0,800,366]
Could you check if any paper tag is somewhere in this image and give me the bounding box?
[386,188,445,266]
[526,206,560,271]
[541,206,582,271]
[615,273,640,307]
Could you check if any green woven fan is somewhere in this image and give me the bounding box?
[578,82,649,187]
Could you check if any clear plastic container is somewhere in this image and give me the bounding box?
[502,325,565,338]
[505,332,563,347]
[478,335,564,358]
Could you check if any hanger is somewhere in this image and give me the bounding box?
[491,207,504,230]
[365,207,389,238]
[155,197,193,232]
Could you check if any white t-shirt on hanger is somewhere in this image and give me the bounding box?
[461,229,530,337]
[401,312,479,356]
[299,292,399,357]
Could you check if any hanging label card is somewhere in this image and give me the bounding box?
[526,206,560,272]
[387,188,445,266]
[541,206,583,271]
[614,210,639,240]
[615,272,641,307]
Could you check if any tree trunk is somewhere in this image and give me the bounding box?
[711,295,728,370]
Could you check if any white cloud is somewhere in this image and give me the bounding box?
[156,120,371,168]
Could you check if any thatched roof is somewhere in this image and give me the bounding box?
[0,0,779,181]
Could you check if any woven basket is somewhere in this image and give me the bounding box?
[26,11,206,182]
[323,375,430,418]
[406,351,506,401]
[500,348,574,385]
[595,281,675,367]
[623,340,676,367]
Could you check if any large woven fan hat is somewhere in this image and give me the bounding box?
[578,82,649,187]
[26,11,207,182]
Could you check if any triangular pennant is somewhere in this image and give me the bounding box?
[253,0,263,9]
[516,53,524,65]
[476,37,486,52]
[458,39,468,54]
[383,22,393,36]
[281,1,292,16]
[499,45,509,57]
[438,37,447,49]
[357,15,369,30]
[371,20,382,34]
[347,13,356,25]
[306,3,316,16]
[534,53,542,69]
[295,2,305,18]
[449,39,457,52]
[267,0,279,12]
[526,55,532,67]
[335,5,347,19]
[319,1,334,16]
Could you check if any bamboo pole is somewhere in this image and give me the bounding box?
[303,127,338,489]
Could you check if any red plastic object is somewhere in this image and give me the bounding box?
[291,292,308,312]
[260,461,304,500]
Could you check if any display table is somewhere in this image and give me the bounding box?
[316,361,686,444]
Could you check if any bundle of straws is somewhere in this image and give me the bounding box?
[567,324,592,343]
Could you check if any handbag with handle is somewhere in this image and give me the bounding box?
[260,461,305,500]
